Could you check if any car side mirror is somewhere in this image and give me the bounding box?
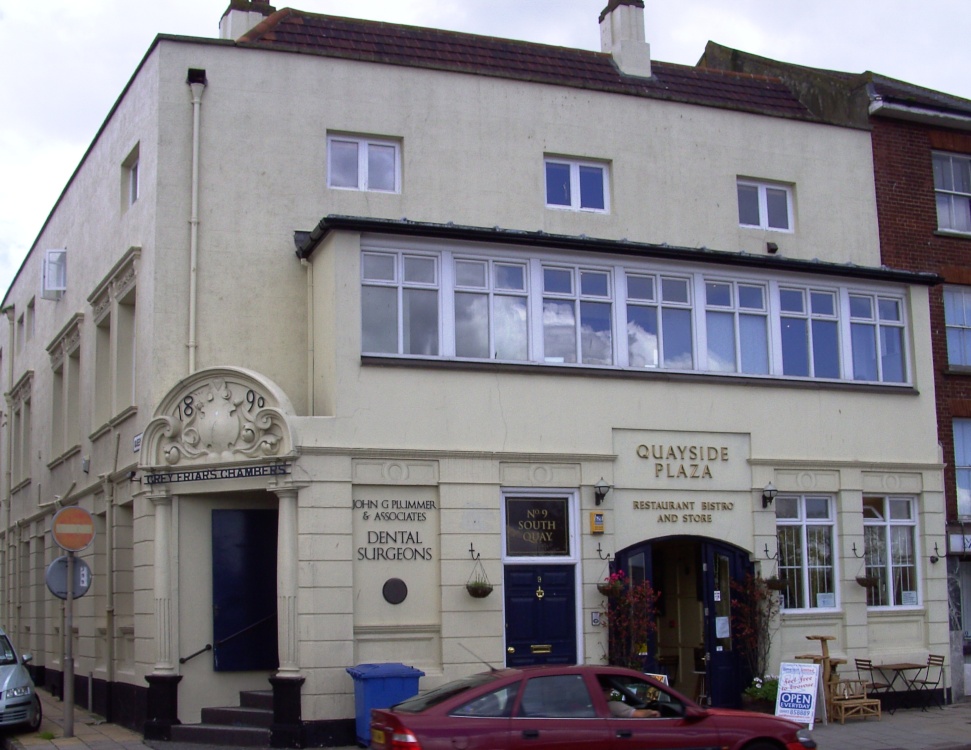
[21,653,33,665]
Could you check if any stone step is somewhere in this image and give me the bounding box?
[169,722,271,747]
[200,704,274,728]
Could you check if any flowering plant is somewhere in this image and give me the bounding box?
[597,570,627,596]
[599,570,660,670]
[743,676,779,703]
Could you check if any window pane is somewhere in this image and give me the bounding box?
[628,306,659,368]
[495,296,528,361]
[455,292,490,358]
[706,281,732,307]
[775,496,798,519]
[805,497,830,519]
[889,499,912,520]
[329,140,359,188]
[738,285,764,310]
[404,256,436,284]
[737,183,760,225]
[627,275,654,301]
[455,260,487,288]
[777,526,804,609]
[850,295,873,319]
[765,188,790,229]
[810,291,835,317]
[811,319,840,378]
[368,144,396,191]
[780,288,804,313]
[580,301,612,365]
[878,298,901,322]
[581,270,609,297]
[864,525,888,606]
[851,323,878,381]
[706,311,736,372]
[496,263,525,291]
[807,525,834,607]
[661,277,689,304]
[739,314,768,374]
[880,326,905,382]
[361,286,397,353]
[362,252,395,281]
[544,267,573,294]
[661,307,693,368]
[403,288,438,355]
[546,162,571,206]
[955,420,971,516]
[543,299,576,363]
[781,317,809,376]
[863,496,884,520]
[934,154,951,190]
[578,165,605,210]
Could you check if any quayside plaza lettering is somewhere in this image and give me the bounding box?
[145,463,290,485]
[636,443,729,479]
[354,498,436,561]
[633,499,734,524]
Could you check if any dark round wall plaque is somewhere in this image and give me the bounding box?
[382,578,408,604]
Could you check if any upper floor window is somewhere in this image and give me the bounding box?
[954,418,971,518]
[360,241,912,385]
[122,143,140,209]
[863,496,918,608]
[328,135,400,193]
[945,286,971,366]
[737,179,793,231]
[933,152,971,234]
[775,494,835,610]
[48,315,82,459]
[545,158,609,212]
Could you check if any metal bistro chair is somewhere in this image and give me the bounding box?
[913,655,946,709]
[855,658,892,697]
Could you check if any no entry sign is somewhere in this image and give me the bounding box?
[51,506,95,552]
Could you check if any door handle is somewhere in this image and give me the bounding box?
[521,730,540,739]
[507,647,515,654]
[615,730,632,738]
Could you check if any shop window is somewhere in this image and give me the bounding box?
[862,496,918,608]
[328,134,400,193]
[933,152,971,234]
[545,157,609,212]
[775,495,835,610]
[737,179,793,231]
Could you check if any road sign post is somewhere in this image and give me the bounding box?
[50,506,95,738]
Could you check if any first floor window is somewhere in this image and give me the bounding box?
[933,152,971,233]
[849,293,905,383]
[362,251,439,355]
[954,419,971,517]
[945,286,971,367]
[705,280,768,374]
[328,135,400,192]
[776,495,835,610]
[545,157,609,212]
[863,496,918,607]
[737,179,793,231]
[454,258,528,360]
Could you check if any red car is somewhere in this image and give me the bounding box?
[370,664,815,750]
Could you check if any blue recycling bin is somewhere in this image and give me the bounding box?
[347,662,425,746]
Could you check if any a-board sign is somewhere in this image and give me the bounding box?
[45,555,92,600]
[51,506,95,552]
[776,662,820,729]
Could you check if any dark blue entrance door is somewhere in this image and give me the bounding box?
[701,541,750,708]
[504,565,576,666]
[211,508,279,672]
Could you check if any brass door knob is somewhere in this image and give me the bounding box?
[507,647,515,654]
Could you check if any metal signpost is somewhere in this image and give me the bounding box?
[49,506,95,738]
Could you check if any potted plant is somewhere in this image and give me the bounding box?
[598,569,627,597]
[742,675,778,712]
[730,573,781,706]
[599,573,660,670]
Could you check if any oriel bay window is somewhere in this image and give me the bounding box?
[775,495,836,610]
[863,496,918,608]
[359,242,913,385]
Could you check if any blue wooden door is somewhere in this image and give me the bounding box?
[504,565,577,666]
[702,541,750,707]
[211,508,279,672]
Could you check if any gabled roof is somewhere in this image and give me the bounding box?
[238,9,813,121]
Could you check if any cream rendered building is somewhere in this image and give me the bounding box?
[0,0,946,744]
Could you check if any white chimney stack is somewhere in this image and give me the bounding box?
[599,0,652,78]
[219,1,276,41]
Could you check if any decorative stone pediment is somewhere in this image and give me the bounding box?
[140,367,296,469]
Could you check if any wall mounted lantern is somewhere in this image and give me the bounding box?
[594,479,612,506]
[762,482,778,509]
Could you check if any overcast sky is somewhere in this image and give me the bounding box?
[1,0,969,298]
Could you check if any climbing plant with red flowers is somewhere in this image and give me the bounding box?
[600,570,660,669]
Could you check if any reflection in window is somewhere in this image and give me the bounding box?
[519,675,595,718]
[780,288,840,378]
[945,286,971,366]
[705,280,768,374]
[850,294,905,383]
[933,152,971,233]
[863,496,917,607]
[776,495,835,610]
[955,419,971,518]
[454,259,528,360]
[545,158,609,212]
[362,251,439,355]
[542,267,612,365]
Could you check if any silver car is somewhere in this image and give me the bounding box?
[0,629,41,731]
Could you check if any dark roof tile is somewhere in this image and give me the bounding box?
[241,9,812,120]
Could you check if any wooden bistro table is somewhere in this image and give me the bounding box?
[795,635,846,723]
[874,662,926,713]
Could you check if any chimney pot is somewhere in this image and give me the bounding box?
[599,0,651,78]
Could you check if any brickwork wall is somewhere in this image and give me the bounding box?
[872,118,971,517]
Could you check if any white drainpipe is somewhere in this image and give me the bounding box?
[187,69,207,375]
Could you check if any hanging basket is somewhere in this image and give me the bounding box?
[466,557,493,598]
[597,581,625,597]
[855,575,879,588]
[764,577,787,591]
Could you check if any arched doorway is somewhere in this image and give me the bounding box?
[614,536,752,708]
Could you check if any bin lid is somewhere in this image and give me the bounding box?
[346,662,426,679]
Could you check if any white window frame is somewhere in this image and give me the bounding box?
[327,135,401,193]
[544,157,610,213]
[737,178,794,232]
[862,495,920,609]
[933,151,971,234]
[945,286,971,367]
[775,494,837,611]
[954,419,971,518]
[42,249,67,300]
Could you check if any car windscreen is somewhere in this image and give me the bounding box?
[393,673,500,713]
[0,636,17,666]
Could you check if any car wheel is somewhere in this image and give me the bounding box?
[25,694,41,731]
[741,743,779,750]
